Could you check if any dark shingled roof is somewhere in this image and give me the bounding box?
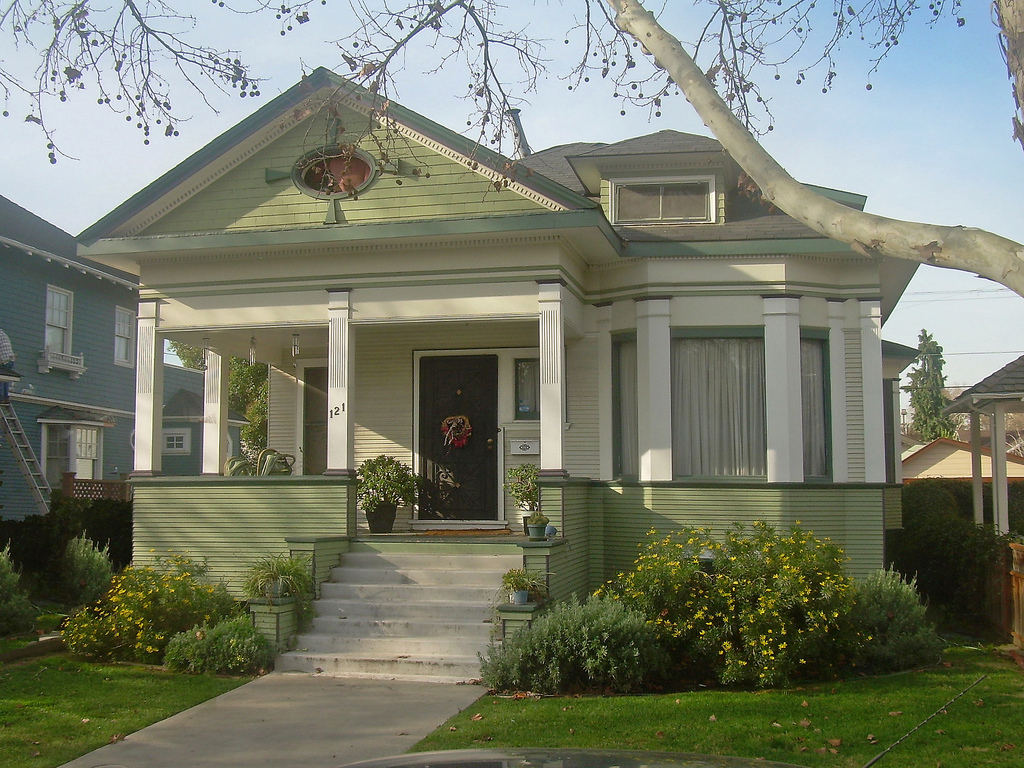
[519,142,604,195]
[164,388,248,423]
[946,354,1024,412]
[576,129,724,157]
[37,405,117,426]
[0,195,78,258]
[522,130,833,244]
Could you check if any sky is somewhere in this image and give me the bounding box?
[2,1,1022,400]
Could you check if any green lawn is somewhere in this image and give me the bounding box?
[415,646,1024,768]
[0,655,249,768]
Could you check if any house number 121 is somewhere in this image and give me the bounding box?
[329,404,346,416]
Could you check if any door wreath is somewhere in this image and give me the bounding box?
[441,414,473,449]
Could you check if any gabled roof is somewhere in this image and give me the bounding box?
[945,354,1024,413]
[79,68,596,243]
[902,437,1024,467]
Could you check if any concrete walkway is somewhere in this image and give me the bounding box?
[58,673,486,768]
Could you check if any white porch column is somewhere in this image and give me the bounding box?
[596,304,614,480]
[828,301,849,482]
[133,300,164,476]
[202,349,229,475]
[636,297,672,481]
[860,299,886,482]
[538,282,567,474]
[326,289,354,474]
[763,296,803,482]
[970,411,985,525]
[992,402,1010,534]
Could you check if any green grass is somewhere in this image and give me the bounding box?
[415,646,1024,768]
[0,654,249,768]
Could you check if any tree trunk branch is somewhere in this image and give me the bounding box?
[606,0,1024,297]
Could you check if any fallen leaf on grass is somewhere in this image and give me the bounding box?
[470,714,483,721]
[708,715,716,722]
[974,699,984,707]
[449,727,457,732]
[828,739,842,747]
[935,729,945,735]
[815,748,827,754]
[889,711,902,717]
[798,719,811,728]
[569,729,575,735]
[771,721,782,728]
[828,748,839,755]
[656,731,665,738]
[999,744,1016,751]
[801,701,809,707]
[108,734,125,744]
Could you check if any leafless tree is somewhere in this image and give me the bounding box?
[3,1,1023,293]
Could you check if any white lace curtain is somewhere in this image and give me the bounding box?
[671,337,766,477]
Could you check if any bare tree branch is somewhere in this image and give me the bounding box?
[606,0,1024,295]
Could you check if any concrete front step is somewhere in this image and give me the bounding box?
[275,650,484,683]
[312,598,494,622]
[292,634,490,656]
[336,550,521,572]
[318,582,500,603]
[330,566,509,586]
[282,544,518,681]
[308,616,493,638]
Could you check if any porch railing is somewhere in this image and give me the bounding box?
[61,471,132,502]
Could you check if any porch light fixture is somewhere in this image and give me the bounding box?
[199,337,209,371]
[249,336,257,366]
[291,333,300,358]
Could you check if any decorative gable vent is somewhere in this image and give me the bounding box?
[292,144,377,199]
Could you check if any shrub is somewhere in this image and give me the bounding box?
[164,614,274,675]
[61,535,113,605]
[889,480,1008,618]
[63,555,237,662]
[0,495,132,580]
[480,596,667,694]
[602,522,855,688]
[847,570,944,674]
[1,543,36,636]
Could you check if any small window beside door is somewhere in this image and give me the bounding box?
[515,358,540,420]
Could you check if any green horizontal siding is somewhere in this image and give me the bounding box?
[593,483,888,582]
[132,475,355,596]
[144,114,546,236]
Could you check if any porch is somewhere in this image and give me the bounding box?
[130,474,900,598]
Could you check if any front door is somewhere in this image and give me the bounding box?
[418,355,499,520]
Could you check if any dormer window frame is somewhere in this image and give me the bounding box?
[610,175,717,225]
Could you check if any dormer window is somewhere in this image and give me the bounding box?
[611,176,716,224]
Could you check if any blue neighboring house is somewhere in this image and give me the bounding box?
[1,196,139,518]
[1,197,242,520]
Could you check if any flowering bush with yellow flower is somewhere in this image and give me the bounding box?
[63,555,237,663]
[601,521,855,688]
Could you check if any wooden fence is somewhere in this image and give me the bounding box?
[1011,543,1024,649]
[61,472,132,502]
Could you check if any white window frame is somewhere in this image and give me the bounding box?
[610,175,717,225]
[163,428,192,455]
[41,421,105,485]
[114,306,136,367]
[45,285,73,355]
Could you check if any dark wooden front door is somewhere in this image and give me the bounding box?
[418,355,498,520]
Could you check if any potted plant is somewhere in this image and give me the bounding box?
[526,510,549,541]
[501,567,548,605]
[357,455,419,533]
[242,553,315,628]
[505,463,539,535]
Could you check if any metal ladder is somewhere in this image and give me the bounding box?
[0,400,51,514]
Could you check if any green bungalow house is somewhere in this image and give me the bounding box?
[77,68,915,676]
